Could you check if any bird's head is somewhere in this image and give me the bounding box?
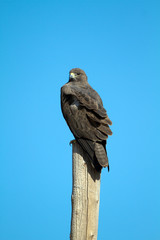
[69,68,88,82]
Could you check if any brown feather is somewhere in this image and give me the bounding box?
[61,68,112,172]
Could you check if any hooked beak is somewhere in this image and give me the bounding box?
[69,72,76,79]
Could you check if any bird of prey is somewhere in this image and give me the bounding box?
[61,68,112,172]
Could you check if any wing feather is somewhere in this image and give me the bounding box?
[69,83,107,118]
[61,84,112,141]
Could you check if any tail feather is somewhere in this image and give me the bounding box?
[76,138,110,172]
[95,142,109,170]
[76,138,102,172]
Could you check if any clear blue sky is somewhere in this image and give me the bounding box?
[0,0,160,239]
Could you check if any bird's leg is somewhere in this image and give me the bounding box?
[69,139,76,146]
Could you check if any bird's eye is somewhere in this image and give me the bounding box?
[77,73,80,75]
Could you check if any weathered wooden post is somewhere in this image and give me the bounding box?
[70,142,101,240]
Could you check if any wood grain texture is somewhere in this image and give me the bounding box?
[70,142,101,240]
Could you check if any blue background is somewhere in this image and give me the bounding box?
[0,0,160,239]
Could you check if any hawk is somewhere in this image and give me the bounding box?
[61,68,112,172]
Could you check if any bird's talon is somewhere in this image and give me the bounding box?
[69,139,76,146]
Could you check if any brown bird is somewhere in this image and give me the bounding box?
[61,68,112,172]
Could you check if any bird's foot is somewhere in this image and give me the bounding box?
[69,139,76,146]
